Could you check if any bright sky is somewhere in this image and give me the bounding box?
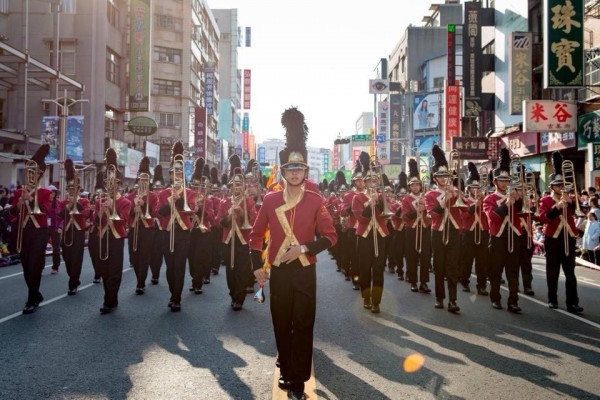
[207,0,435,149]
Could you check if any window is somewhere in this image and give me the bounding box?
[0,0,8,14]
[190,84,201,104]
[153,79,181,96]
[155,112,182,129]
[48,41,77,75]
[106,47,119,84]
[154,14,183,32]
[107,0,119,28]
[153,46,182,64]
[62,0,76,13]
[105,107,116,138]
[191,55,202,76]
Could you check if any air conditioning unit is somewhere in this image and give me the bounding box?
[159,56,169,62]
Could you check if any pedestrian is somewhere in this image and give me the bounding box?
[538,151,584,313]
[9,144,51,314]
[249,107,337,400]
[581,211,600,265]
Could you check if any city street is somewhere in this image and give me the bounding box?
[0,248,599,400]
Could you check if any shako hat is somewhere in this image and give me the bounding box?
[549,151,564,186]
[191,157,205,183]
[431,145,450,179]
[465,162,480,188]
[170,141,184,171]
[407,158,421,185]
[65,159,78,188]
[30,144,50,173]
[153,165,165,189]
[397,171,408,194]
[279,107,308,170]
[229,154,242,184]
[493,148,511,181]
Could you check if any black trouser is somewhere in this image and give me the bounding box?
[210,228,222,270]
[331,225,343,268]
[188,228,211,289]
[488,233,520,305]
[48,227,61,269]
[61,227,85,290]
[518,233,534,290]
[270,261,316,394]
[96,233,125,308]
[150,227,165,281]
[544,234,579,306]
[163,228,190,304]
[343,228,358,279]
[357,232,388,305]
[460,229,489,289]
[431,227,460,302]
[20,226,49,306]
[130,225,155,289]
[405,226,431,284]
[88,227,101,280]
[386,228,401,273]
[224,236,251,305]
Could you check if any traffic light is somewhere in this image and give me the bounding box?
[334,138,350,145]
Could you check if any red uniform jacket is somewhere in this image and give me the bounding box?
[424,189,463,232]
[156,187,196,231]
[460,196,489,232]
[217,196,257,244]
[326,194,341,226]
[341,190,359,230]
[10,187,52,228]
[483,191,522,237]
[191,193,215,232]
[401,193,431,229]
[95,195,131,238]
[267,179,320,193]
[57,197,91,232]
[125,189,159,229]
[538,193,578,238]
[352,191,389,238]
[249,189,337,266]
[389,199,404,231]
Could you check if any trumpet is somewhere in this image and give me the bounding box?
[99,164,121,261]
[132,172,151,252]
[561,160,581,256]
[169,154,192,252]
[16,160,45,252]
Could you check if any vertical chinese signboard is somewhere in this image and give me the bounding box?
[544,0,584,88]
[204,67,215,116]
[389,94,402,165]
[243,69,251,110]
[129,0,151,112]
[242,112,249,152]
[463,1,482,115]
[445,85,461,150]
[509,32,532,115]
[578,110,600,150]
[194,106,206,158]
[377,101,389,164]
[447,24,456,86]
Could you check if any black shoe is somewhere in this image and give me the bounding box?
[491,301,503,310]
[170,303,181,312]
[447,301,460,313]
[344,276,351,281]
[168,301,174,308]
[398,273,405,281]
[434,299,444,309]
[67,288,77,296]
[203,278,211,284]
[462,284,471,293]
[278,376,292,390]
[194,287,203,294]
[93,277,101,284]
[567,305,584,314]
[507,303,522,313]
[477,287,489,296]
[548,302,559,309]
[212,268,219,275]
[523,288,535,296]
[363,299,372,309]
[371,304,380,313]
[151,278,159,285]
[352,284,360,290]
[388,267,395,274]
[232,303,243,311]
[22,303,37,314]
[100,305,115,314]
[410,284,418,292]
[288,391,307,400]
[36,293,44,306]
[135,288,145,295]
[246,286,254,294]
[419,283,431,293]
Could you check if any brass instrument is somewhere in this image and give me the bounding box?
[169,154,192,252]
[449,149,467,208]
[252,164,263,206]
[132,172,151,252]
[561,160,581,256]
[193,176,211,233]
[524,169,538,249]
[507,155,524,254]
[371,156,393,217]
[16,160,45,252]
[229,168,251,269]
[99,164,121,261]
[63,173,81,248]
[369,156,387,257]
[474,166,488,245]
[414,174,428,253]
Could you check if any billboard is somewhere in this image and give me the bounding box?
[509,32,532,115]
[414,92,441,132]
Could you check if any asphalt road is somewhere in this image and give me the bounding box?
[0,247,599,400]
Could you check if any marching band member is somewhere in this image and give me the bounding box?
[149,165,165,285]
[88,170,104,284]
[209,167,223,276]
[538,151,584,313]
[10,144,52,314]
[424,145,462,313]
[341,158,365,289]
[334,174,349,274]
[58,159,91,295]
[352,153,389,314]
[483,148,522,313]
[217,154,257,311]
[391,172,407,280]
[402,159,432,293]
[517,165,538,297]
[459,162,489,296]
[156,141,196,312]
[95,148,132,314]
[249,107,337,400]
[126,157,158,295]
[326,177,343,272]
[187,157,214,294]
[244,159,262,293]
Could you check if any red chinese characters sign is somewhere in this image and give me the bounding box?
[523,100,576,132]
[243,69,251,110]
[444,85,461,150]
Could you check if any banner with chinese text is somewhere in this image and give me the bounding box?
[523,100,576,132]
[577,110,600,150]
[444,85,461,150]
[194,106,206,158]
[509,32,532,115]
[243,69,251,110]
[129,0,151,111]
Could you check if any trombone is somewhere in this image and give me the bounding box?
[132,172,151,252]
[507,155,525,254]
[169,154,192,252]
[474,166,488,245]
[99,164,121,261]
[16,160,45,252]
[449,149,467,208]
[192,176,211,233]
[415,174,428,253]
[561,160,581,256]
[63,175,81,248]
[524,169,538,249]
[229,168,252,269]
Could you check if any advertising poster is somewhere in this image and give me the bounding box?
[414,93,441,132]
[66,116,84,162]
[41,116,60,163]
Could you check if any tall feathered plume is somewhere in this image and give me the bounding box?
[245,159,257,176]
[353,158,362,176]
[431,144,447,169]
[398,171,408,191]
[192,157,205,181]
[382,173,392,188]
[65,159,75,182]
[32,143,51,171]
[552,151,563,176]
[281,107,308,149]
[210,167,219,185]
[229,154,241,178]
[202,163,210,178]
[138,156,150,175]
[408,159,419,180]
[171,141,184,164]
[358,151,370,173]
[499,148,511,173]
[105,148,118,168]
[335,170,347,188]
[221,173,229,186]
[467,161,479,182]
[153,165,164,185]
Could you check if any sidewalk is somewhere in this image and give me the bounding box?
[576,257,600,271]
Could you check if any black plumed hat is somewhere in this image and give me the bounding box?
[65,159,76,185]
[245,159,257,176]
[30,144,50,172]
[229,154,241,180]
[493,148,511,181]
[335,170,347,189]
[549,151,564,185]
[138,156,150,175]
[466,162,480,187]
[192,157,205,182]
[408,158,420,185]
[210,167,219,185]
[170,141,184,169]
[398,171,408,194]
[279,107,308,170]
[153,165,164,188]
[104,147,122,180]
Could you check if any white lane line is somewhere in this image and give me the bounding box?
[0,262,64,281]
[0,267,132,325]
[531,265,600,288]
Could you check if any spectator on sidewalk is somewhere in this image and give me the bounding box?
[533,224,545,256]
[582,211,600,265]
